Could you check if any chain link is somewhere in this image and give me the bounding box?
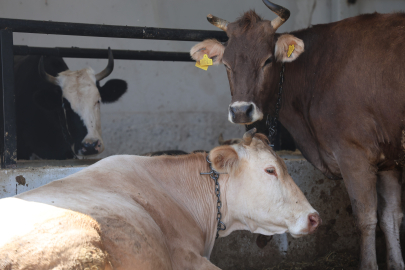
[200,155,227,239]
[266,63,285,145]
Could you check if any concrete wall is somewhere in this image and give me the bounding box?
[2,0,404,157]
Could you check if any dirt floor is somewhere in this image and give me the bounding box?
[262,251,391,270]
[263,251,359,270]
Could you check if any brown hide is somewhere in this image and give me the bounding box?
[222,12,405,178]
[279,13,405,178]
[200,9,405,270]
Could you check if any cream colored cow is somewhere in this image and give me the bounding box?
[0,129,320,270]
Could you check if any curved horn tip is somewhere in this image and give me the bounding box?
[248,128,257,136]
[262,0,291,29]
[95,47,114,81]
[206,14,229,31]
[218,133,225,145]
[242,128,257,145]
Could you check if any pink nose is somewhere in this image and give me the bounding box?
[308,213,321,234]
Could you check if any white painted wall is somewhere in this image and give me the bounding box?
[0,0,404,157]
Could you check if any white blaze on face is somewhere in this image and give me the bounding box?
[57,68,104,155]
[222,138,318,237]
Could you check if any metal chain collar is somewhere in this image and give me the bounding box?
[266,63,285,144]
[200,155,227,239]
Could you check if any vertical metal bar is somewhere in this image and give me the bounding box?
[0,30,17,168]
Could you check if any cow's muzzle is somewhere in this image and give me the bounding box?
[79,139,103,156]
[308,213,321,234]
[228,102,263,124]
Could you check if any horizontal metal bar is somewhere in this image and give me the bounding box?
[0,18,228,42]
[13,45,194,62]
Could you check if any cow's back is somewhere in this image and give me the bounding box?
[282,13,405,176]
[2,155,192,269]
[0,198,111,270]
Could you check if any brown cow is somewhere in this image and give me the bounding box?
[0,130,320,270]
[190,1,405,269]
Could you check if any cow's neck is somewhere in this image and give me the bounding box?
[148,153,231,258]
[272,29,339,177]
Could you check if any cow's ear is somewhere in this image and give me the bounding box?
[209,145,239,174]
[98,79,128,103]
[190,39,225,65]
[275,34,304,63]
[33,89,62,111]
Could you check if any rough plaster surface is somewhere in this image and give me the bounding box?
[4,0,404,157]
[100,112,244,157]
[0,166,85,198]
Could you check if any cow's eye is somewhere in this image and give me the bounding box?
[265,167,277,176]
[263,57,273,68]
[223,63,231,70]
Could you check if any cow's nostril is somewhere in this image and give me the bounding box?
[246,104,254,117]
[308,213,321,233]
[91,140,99,148]
[230,107,236,119]
[80,141,100,155]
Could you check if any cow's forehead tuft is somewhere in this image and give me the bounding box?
[238,136,288,174]
[59,67,95,81]
[235,10,264,32]
[59,68,96,90]
[58,68,100,104]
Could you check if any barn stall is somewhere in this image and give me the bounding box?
[1,0,405,269]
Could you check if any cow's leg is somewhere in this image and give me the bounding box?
[338,156,378,270]
[377,169,404,270]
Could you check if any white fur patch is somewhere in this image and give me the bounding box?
[223,137,319,238]
[57,68,104,156]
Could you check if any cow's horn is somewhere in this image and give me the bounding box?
[262,0,290,30]
[207,14,229,31]
[38,57,59,85]
[95,47,114,81]
[243,128,257,146]
[218,133,225,145]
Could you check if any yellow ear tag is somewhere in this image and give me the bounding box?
[195,54,213,70]
[195,61,209,70]
[199,54,213,66]
[287,44,295,58]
